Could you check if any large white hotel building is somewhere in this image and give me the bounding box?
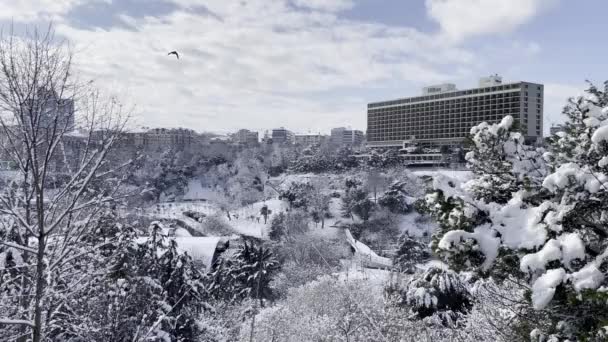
[367,75,543,148]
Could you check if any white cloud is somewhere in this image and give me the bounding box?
[0,0,107,22]
[426,0,556,42]
[51,0,476,132]
[291,0,355,12]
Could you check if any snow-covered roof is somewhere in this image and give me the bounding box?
[345,229,392,269]
[173,237,222,271]
[135,236,223,272]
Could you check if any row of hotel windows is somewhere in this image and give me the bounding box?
[369,111,521,124]
[368,83,532,108]
[369,96,523,113]
[369,107,522,120]
[369,102,524,115]
[369,84,542,109]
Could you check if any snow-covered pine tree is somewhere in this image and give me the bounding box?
[421,83,608,340]
[378,181,411,214]
[392,235,432,274]
[47,218,209,341]
[389,266,471,327]
[207,240,279,305]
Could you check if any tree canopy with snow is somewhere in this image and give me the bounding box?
[420,83,608,340]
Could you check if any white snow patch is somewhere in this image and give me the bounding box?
[531,268,566,310]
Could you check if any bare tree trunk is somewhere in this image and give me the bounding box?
[32,233,46,342]
[248,314,256,342]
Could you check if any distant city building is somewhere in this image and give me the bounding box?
[550,124,566,135]
[20,88,75,131]
[234,129,259,146]
[271,127,294,145]
[294,133,328,147]
[367,75,544,148]
[261,130,272,144]
[330,127,364,147]
[118,127,197,152]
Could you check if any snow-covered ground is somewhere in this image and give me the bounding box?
[139,168,452,281]
[182,180,216,201]
[411,169,472,182]
[227,199,288,238]
[397,211,437,238]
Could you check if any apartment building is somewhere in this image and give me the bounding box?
[271,127,294,145]
[294,133,328,147]
[234,129,259,146]
[330,127,364,147]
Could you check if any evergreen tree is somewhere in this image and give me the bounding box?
[207,240,279,305]
[378,181,411,214]
[389,267,471,327]
[393,235,432,274]
[279,182,314,209]
[48,219,209,341]
[420,84,608,340]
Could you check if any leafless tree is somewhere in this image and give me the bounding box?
[0,24,130,342]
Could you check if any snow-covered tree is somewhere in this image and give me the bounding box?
[207,240,279,304]
[279,182,313,209]
[422,84,608,339]
[378,181,411,214]
[46,220,209,341]
[393,235,431,273]
[268,211,309,241]
[341,186,375,222]
[388,266,471,327]
[308,179,331,228]
[0,26,131,342]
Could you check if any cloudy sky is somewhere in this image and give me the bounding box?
[1,0,604,135]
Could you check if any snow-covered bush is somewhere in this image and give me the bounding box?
[279,182,314,209]
[341,187,376,222]
[247,275,481,341]
[388,266,471,326]
[242,276,390,342]
[48,219,209,341]
[421,83,608,339]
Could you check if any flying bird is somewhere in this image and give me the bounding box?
[168,51,179,59]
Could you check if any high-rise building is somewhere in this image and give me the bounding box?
[234,129,259,146]
[330,127,364,147]
[367,76,543,148]
[28,88,75,131]
[271,127,294,145]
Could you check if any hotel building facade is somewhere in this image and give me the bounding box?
[367,76,543,148]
